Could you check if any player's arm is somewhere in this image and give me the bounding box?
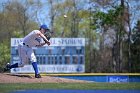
[36,31,50,46]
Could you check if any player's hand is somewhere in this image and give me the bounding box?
[47,41,50,46]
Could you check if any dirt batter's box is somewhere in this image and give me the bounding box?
[10,38,85,73]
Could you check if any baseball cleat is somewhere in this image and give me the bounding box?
[3,63,11,72]
[35,74,41,78]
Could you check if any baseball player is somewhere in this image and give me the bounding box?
[4,24,50,78]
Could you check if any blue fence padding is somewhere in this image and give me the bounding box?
[129,76,140,82]
[58,76,106,82]
[57,75,140,82]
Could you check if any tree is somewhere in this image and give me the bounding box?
[89,0,140,73]
[130,20,140,72]
[0,41,10,72]
[47,0,89,37]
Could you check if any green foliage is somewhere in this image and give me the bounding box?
[94,6,123,26]
[0,41,10,71]
[89,4,133,73]
[49,0,90,37]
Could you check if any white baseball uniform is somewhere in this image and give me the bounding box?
[18,30,42,67]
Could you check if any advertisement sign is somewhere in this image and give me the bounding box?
[11,38,85,73]
[108,75,129,83]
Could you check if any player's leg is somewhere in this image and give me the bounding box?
[27,48,41,78]
[4,44,26,71]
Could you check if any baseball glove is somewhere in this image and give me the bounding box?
[44,31,52,41]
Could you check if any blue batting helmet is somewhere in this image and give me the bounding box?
[40,24,49,30]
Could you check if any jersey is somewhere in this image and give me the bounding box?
[18,30,41,67]
[23,30,42,47]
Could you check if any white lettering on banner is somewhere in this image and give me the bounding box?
[11,65,85,73]
[11,38,85,46]
[108,76,128,82]
[50,38,85,46]
[109,77,128,82]
[11,38,23,46]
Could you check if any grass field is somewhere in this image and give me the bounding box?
[0,83,140,93]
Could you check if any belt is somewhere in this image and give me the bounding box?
[23,43,29,47]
